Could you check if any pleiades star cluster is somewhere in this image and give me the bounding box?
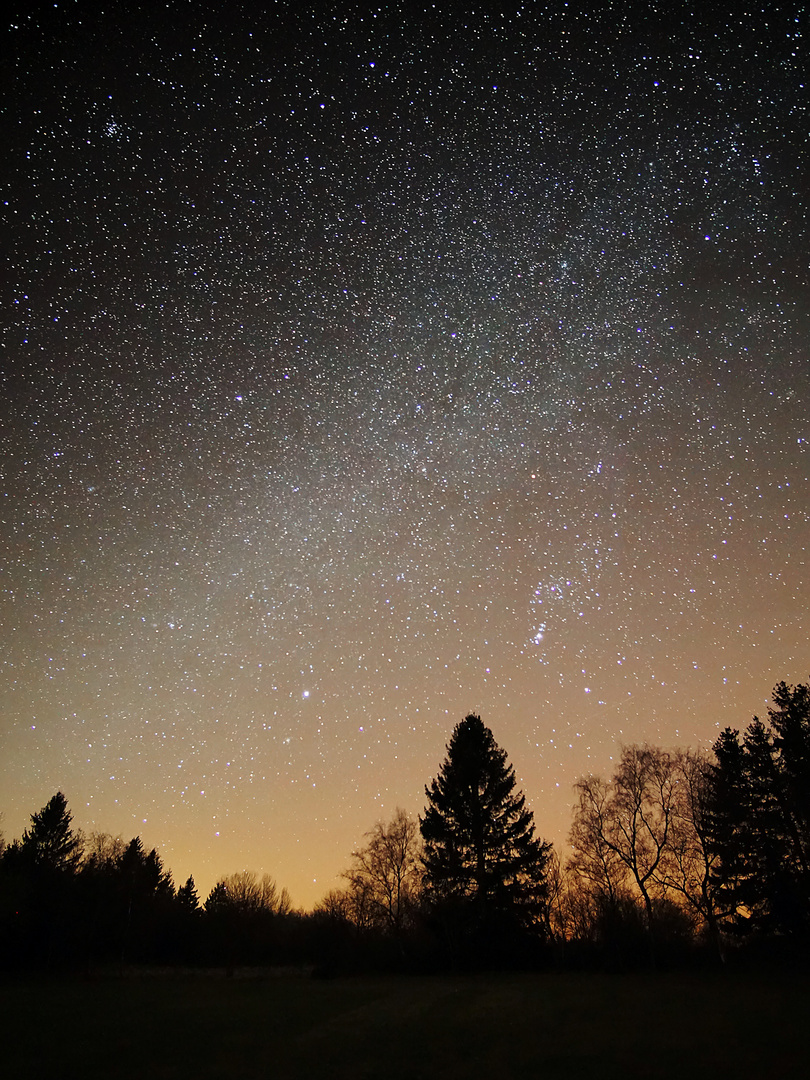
[2,2,807,906]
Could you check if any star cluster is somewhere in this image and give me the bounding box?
[2,2,807,906]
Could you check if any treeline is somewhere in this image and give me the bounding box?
[1,680,808,972]
[317,681,810,969]
[0,805,306,971]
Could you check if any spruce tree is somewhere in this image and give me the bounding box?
[19,791,81,872]
[176,875,201,912]
[420,714,551,930]
[707,727,754,932]
[768,680,810,874]
[2,793,82,964]
[709,682,810,936]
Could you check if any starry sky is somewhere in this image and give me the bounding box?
[2,1,808,908]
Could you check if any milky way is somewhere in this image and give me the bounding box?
[2,3,807,905]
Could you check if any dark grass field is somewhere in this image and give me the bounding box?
[3,967,809,1079]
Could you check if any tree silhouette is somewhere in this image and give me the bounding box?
[344,807,422,936]
[205,870,291,917]
[176,875,201,912]
[0,793,84,966]
[568,773,630,914]
[115,837,176,964]
[118,837,174,898]
[573,746,676,934]
[203,871,293,970]
[709,681,810,937]
[568,745,681,966]
[657,749,727,957]
[18,792,82,872]
[767,680,810,878]
[421,714,551,937]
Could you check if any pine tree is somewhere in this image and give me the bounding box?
[117,837,174,899]
[768,681,810,878]
[0,793,82,965]
[176,875,201,912]
[114,837,175,964]
[709,682,810,937]
[420,714,551,931]
[19,792,82,872]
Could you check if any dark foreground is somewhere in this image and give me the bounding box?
[3,968,809,1079]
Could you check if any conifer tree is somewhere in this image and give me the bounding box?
[709,681,810,936]
[19,791,82,872]
[0,793,82,965]
[420,714,551,930]
[176,875,201,912]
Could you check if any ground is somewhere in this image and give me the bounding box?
[3,968,809,1078]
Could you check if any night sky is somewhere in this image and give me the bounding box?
[2,2,808,908]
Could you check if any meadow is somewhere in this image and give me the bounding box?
[3,967,809,1079]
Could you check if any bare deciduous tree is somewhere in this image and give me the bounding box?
[80,831,126,870]
[344,807,422,935]
[206,869,292,916]
[611,745,677,928]
[568,774,628,911]
[569,746,678,932]
[656,748,728,956]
